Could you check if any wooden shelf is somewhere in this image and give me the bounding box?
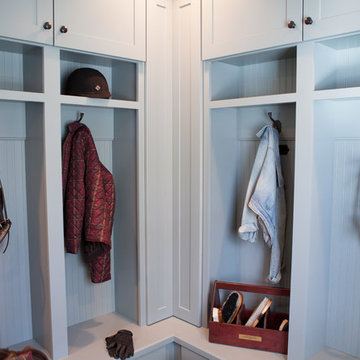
[313,87,360,101]
[66,314,286,360]
[0,89,44,103]
[208,93,297,109]
[60,95,140,109]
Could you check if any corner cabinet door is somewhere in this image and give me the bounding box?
[0,0,53,45]
[202,0,302,60]
[54,0,146,61]
[304,0,360,41]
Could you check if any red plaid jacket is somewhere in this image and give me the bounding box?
[62,121,115,283]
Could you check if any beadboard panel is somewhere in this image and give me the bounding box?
[326,139,360,358]
[0,50,24,91]
[60,52,136,101]
[65,139,115,327]
[0,139,32,347]
[172,0,202,326]
[210,49,296,101]
[0,43,43,93]
[146,0,174,324]
[62,106,139,327]
[207,104,295,312]
[113,110,138,323]
[315,35,360,91]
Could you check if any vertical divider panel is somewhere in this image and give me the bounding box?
[146,0,174,324]
[113,109,138,323]
[202,61,212,328]
[136,62,147,327]
[42,46,68,360]
[288,42,318,360]
[172,0,203,326]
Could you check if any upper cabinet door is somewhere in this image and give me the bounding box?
[202,0,302,60]
[304,0,360,41]
[0,0,53,45]
[54,0,146,61]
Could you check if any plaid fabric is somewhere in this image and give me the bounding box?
[62,121,115,283]
[2,351,33,360]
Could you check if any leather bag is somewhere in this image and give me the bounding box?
[0,179,11,254]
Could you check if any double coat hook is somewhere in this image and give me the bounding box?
[267,112,289,155]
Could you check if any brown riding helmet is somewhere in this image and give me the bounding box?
[65,68,111,98]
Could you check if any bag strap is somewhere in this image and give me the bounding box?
[0,178,10,254]
[0,179,8,219]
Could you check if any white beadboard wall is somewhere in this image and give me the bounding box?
[210,48,296,101]
[326,139,360,358]
[60,51,136,101]
[0,42,43,93]
[0,49,24,91]
[315,34,360,90]
[0,101,47,347]
[62,107,115,327]
[0,139,32,347]
[61,105,139,327]
[208,104,295,310]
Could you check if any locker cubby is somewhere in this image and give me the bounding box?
[315,33,360,91]
[61,105,139,330]
[306,99,360,360]
[206,103,295,313]
[210,47,296,101]
[0,100,48,350]
[0,39,43,93]
[60,50,137,101]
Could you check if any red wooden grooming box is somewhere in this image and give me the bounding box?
[209,281,290,354]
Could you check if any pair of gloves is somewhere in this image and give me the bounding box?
[105,330,134,360]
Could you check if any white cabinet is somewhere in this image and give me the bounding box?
[202,0,360,60]
[304,0,360,41]
[0,0,53,45]
[0,0,146,61]
[54,0,146,61]
[202,0,302,60]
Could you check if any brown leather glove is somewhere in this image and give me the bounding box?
[105,330,134,359]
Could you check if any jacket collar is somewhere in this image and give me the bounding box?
[68,121,84,133]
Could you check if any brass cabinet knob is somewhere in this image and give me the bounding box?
[304,17,313,25]
[60,26,68,33]
[43,22,52,30]
[287,20,296,29]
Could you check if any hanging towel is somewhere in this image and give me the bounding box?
[238,125,286,284]
[62,121,115,283]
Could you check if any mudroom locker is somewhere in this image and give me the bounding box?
[0,1,360,360]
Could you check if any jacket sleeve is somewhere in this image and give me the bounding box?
[63,132,86,254]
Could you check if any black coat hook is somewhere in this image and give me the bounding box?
[267,112,289,155]
[268,112,282,134]
[77,112,85,122]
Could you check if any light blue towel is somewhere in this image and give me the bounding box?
[238,125,286,283]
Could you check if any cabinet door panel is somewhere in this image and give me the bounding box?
[54,0,145,61]
[0,0,53,44]
[304,0,360,40]
[202,0,302,60]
